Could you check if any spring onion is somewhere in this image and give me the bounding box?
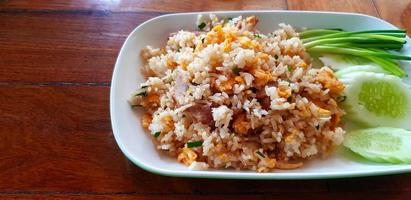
[299,29,342,39]
[256,151,266,158]
[131,104,142,109]
[187,141,203,148]
[198,22,206,30]
[134,85,149,97]
[153,131,161,138]
[254,33,262,38]
[232,67,241,75]
[300,28,411,77]
[308,46,411,60]
[135,90,148,96]
[302,29,406,43]
[336,95,347,103]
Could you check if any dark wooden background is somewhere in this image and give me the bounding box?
[1,0,411,199]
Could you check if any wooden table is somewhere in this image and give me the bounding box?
[1,0,411,199]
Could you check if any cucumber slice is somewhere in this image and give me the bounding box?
[319,54,369,70]
[339,72,411,130]
[343,127,411,163]
[335,64,390,78]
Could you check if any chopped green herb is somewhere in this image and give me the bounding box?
[254,33,262,38]
[141,85,148,89]
[288,66,293,72]
[269,33,277,37]
[227,17,233,21]
[131,104,142,109]
[135,91,148,97]
[232,67,241,75]
[336,95,347,103]
[187,141,203,148]
[256,151,266,158]
[198,22,206,30]
[153,131,161,138]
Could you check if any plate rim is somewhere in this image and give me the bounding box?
[110,10,411,179]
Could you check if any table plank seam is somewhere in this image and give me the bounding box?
[0,191,354,196]
[0,8,170,16]
[371,0,382,17]
[0,82,111,87]
[1,190,410,196]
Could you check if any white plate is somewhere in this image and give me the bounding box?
[110,10,411,179]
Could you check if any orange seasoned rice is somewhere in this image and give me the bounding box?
[129,14,345,172]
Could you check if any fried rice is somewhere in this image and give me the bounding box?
[129,14,346,172]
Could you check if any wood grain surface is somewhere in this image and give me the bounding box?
[1,0,411,199]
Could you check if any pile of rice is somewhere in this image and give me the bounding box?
[129,15,345,172]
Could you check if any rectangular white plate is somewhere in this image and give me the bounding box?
[110,10,411,179]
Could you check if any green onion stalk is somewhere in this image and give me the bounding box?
[300,29,411,77]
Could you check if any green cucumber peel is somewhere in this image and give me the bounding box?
[339,72,411,129]
[344,127,411,163]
